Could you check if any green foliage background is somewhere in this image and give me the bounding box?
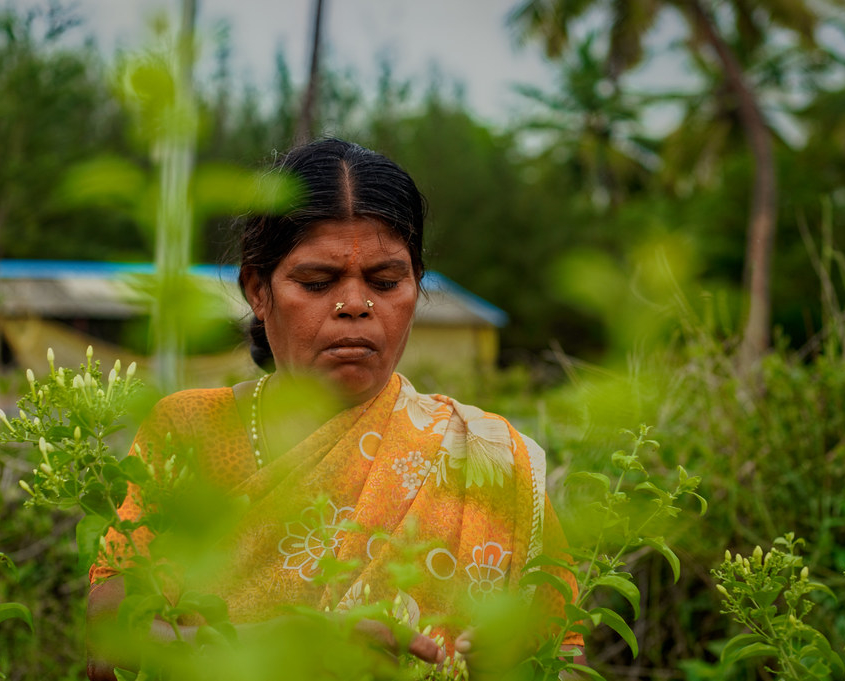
[1,2,844,680]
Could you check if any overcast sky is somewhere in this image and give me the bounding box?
[41,0,565,126]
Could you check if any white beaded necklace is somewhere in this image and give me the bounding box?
[250,373,270,468]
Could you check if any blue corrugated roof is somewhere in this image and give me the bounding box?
[0,260,508,327]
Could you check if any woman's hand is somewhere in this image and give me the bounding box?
[88,577,446,680]
[353,617,445,664]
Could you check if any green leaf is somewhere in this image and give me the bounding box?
[593,606,638,657]
[691,492,708,515]
[593,574,640,618]
[118,593,168,634]
[750,586,782,608]
[720,633,775,665]
[522,554,578,575]
[567,663,606,681]
[0,553,19,582]
[119,456,152,485]
[193,164,299,218]
[564,603,600,626]
[175,591,229,625]
[565,471,611,493]
[520,569,573,602]
[113,668,139,681]
[58,156,148,210]
[76,515,110,572]
[643,538,681,583]
[806,581,838,600]
[0,603,33,632]
[80,486,111,517]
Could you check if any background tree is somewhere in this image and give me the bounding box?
[0,4,143,261]
[508,0,830,369]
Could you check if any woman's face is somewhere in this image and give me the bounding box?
[245,218,419,404]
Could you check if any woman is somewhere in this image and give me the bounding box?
[87,139,582,679]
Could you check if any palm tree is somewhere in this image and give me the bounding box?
[509,0,827,369]
[514,33,656,208]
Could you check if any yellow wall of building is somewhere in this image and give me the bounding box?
[397,324,499,375]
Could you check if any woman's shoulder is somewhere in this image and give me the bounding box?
[396,374,547,470]
[145,387,238,436]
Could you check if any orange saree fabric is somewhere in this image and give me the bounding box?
[91,373,580,650]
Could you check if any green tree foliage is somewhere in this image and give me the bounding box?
[0,4,144,261]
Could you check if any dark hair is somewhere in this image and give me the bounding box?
[239,138,427,368]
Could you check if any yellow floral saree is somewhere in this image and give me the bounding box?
[91,373,580,651]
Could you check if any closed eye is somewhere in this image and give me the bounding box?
[301,280,331,292]
[370,279,399,291]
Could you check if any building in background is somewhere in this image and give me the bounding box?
[0,261,507,387]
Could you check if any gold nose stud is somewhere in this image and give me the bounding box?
[335,302,345,311]
[366,300,374,308]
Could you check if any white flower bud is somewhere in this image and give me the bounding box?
[800,566,809,580]
[83,372,93,387]
[126,362,137,380]
[113,359,121,375]
[0,409,11,429]
[19,480,34,496]
[74,426,82,441]
[72,375,84,390]
[47,348,54,364]
[39,462,53,474]
[108,369,117,386]
[55,371,65,387]
[716,584,729,597]
[86,345,93,360]
[39,437,48,456]
[725,550,732,562]
[753,546,763,563]
[26,369,35,384]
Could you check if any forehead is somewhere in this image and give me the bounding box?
[289,219,411,263]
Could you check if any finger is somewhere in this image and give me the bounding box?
[455,628,474,654]
[354,618,397,651]
[408,631,445,664]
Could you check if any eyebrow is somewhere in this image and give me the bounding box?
[288,259,412,276]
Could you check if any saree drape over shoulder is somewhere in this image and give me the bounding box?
[91,374,580,649]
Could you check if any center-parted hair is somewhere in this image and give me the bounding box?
[239,138,427,368]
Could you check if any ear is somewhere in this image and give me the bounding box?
[242,268,270,321]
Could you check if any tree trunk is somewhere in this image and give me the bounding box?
[294,0,325,145]
[686,0,777,370]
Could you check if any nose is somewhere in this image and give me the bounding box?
[334,280,373,318]
[337,300,371,318]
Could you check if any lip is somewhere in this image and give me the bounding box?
[322,337,378,361]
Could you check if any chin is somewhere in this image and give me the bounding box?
[330,367,386,405]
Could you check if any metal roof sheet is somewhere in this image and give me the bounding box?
[0,260,508,327]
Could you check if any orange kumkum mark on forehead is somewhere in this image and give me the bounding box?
[349,237,361,264]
